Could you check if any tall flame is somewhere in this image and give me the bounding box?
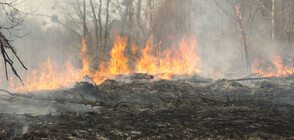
[6,34,294,93]
[109,36,130,74]
[136,38,157,74]
[8,35,201,92]
[136,35,202,79]
[80,38,91,76]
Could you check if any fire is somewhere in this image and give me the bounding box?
[5,34,294,93]
[80,38,91,76]
[91,36,131,84]
[235,5,242,20]
[159,35,202,79]
[136,38,157,74]
[136,35,202,79]
[109,36,130,74]
[11,57,81,92]
[9,38,90,92]
[251,56,294,77]
[7,35,202,92]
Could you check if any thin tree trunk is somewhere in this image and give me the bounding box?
[104,0,111,55]
[98,0,103,42]
[188,0,191,34]
[89,0,98,45]
[120,7,129,36]
[136,0,141,23]
[235,4,251,73]
[83,0,88,37]
[120,0,133,36]
[135,0,142,45]
[242,29,251,73]
[76,0,84,23]
[272,0,275,41]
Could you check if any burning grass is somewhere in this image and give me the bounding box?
[3,34,294,93]
[7,35,202,92]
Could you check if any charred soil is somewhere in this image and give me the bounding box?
[0,76,293,139]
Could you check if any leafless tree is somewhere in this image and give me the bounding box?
[0,0,27,84]
[98,0,103,42]
[89,0,98,46]
[104,0,111,55]
[213,0,252,73]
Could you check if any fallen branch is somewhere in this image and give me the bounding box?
[240,72,260,79]
[0,89,13,95]
[229,77,273,82]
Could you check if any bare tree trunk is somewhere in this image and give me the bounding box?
[120,0,134,36]
[89,0,98,45]
[188,0,191,34]
[136,0,141,23]
[235,3,251,73]
[104,0,111,55]
[272,0,275,41]
[83,0,88,37]
[98,0,103,42]
[120,7,129,36]
[135,0,143,45]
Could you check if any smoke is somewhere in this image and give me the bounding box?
[191,0,294,78]
[191,0,246,77]
[1,0,294,91]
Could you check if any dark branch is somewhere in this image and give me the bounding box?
[0,30,26,85]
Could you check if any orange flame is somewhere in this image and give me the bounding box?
[11,57,81,92]
[109,36,130,74]
[235,5,242,20]
[10,38,90,92]
[136,35,201,79]
[252,56,294,77]
[80,38,91,76]
[8,35,203,92]
[136,38,157,74]
[8,34,294,93]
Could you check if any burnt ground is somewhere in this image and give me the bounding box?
[0,76,294,139]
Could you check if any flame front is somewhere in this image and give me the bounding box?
[136,35,202,79]
[136,38,157,74]
[10,38,89,92]
[6,34,294,93]
[11,57,81,92]
[251,56,294,77]
[7,35,203,92]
